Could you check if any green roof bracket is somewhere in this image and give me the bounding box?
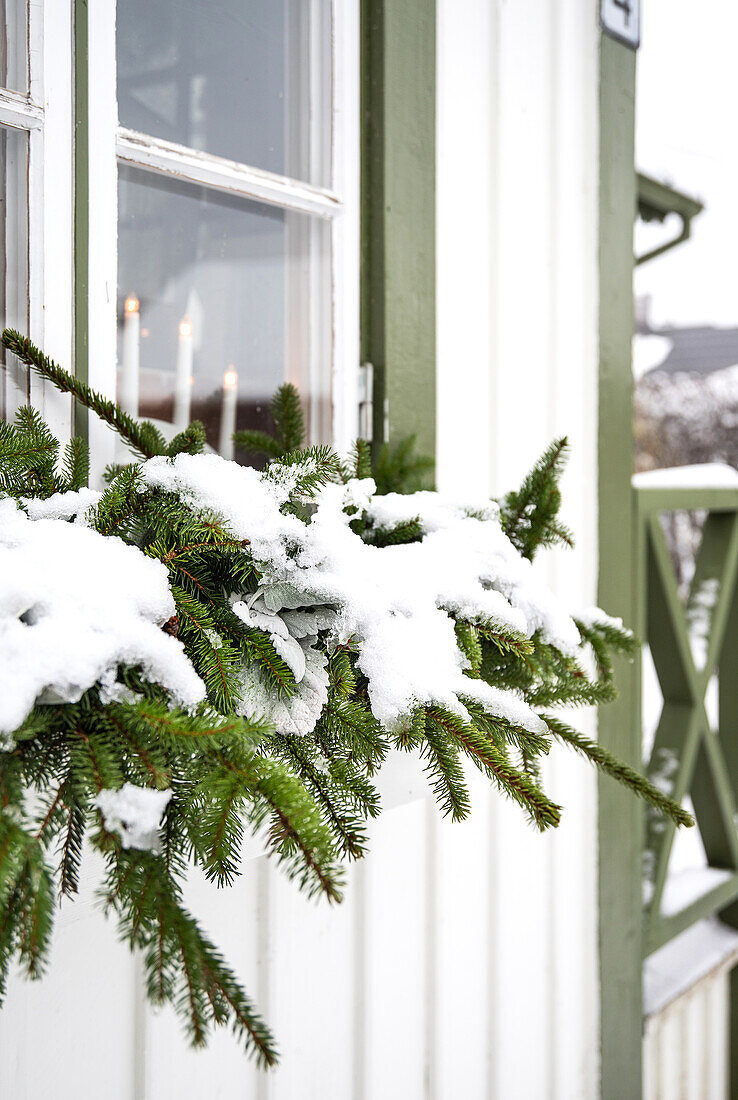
[635,172,704,266]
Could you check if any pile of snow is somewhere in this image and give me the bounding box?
[142,453,588,735]
[22,487,101,522]
[96,783,172,852]
[632,463,738,490]
[0,498,204,736]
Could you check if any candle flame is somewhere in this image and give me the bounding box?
[179,316,193,338]
[224,369,238,389]
[124,295,139,314]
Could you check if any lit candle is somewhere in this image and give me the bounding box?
[173,315,194,429]
[120,295,140,416]
[219,368,238,460]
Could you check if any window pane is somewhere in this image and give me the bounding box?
[0,0,28,93]
[117,0,332,187]
[0,126,29,420]
[117,166,331,454]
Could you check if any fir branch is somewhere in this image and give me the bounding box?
[269,733,369,860]
[372,434,435,494]
[1,330,167,459]
[421,717,470,821]
[271,383,306,453]
[232,383,306,462]
[61,436,90,490]
[427,706,561,830]
[365,517,424,548]
[266,445,342,500]
[252,762,344,903]
[58,803,86,898]
[542,714,694,828]
[165,421,207,458]
[232,429,286,461]
[498,438,574,560]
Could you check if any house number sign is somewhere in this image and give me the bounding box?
[601,0,640,49]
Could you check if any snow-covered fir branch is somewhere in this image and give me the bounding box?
[0,344,693,1066]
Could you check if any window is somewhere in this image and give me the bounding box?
[83,0,359,472]
[0,1,73,436]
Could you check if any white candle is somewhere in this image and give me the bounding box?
[219,368,238,460]
[120,295,140,416]
[173,316,194,429]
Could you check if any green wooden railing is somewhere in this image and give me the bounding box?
[637,482,738,958]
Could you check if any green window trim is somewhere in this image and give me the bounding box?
[361,0,436,460]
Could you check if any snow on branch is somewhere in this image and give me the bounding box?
[0,497,204,734]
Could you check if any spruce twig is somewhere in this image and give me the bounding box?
[2,330,166,459]
[542,714,694,827]
[498,438,574,560]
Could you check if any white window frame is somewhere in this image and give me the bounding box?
[86,0,360,480]
[0,0,73,441]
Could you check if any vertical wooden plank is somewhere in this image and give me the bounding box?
[361,0,435,460]
[489,2,574,1096]
[684,985,706,1100]
[707,972,729,1100]
[433,770,491,1100]
[0,850,139,1100]
[643,1016,660,1099]
[488,800,553,1097]
[657,1006,682,1100]
[436,0,602,1092]
[264,855,357,1100]
[597,29,642,1100]
[141,860,262,1099]
[361,799,428,1100]
[548,1,600,1094]
[435,0,496,498]
[492,0,556,489]
[491,15,558,1081]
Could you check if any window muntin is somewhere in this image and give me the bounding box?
[117,165,330,451]
[117,0,331,187]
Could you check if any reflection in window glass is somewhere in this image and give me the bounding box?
[117,166,331,454]
[0,0,27,93]
[116,0,331,187]
[0,127,28,420]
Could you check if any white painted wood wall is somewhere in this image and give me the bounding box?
[644,971,729,1100]
[0,2,607,1096]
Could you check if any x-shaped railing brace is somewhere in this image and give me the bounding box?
[643,504,738,951]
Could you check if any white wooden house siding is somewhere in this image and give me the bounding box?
[0,1,607,1097]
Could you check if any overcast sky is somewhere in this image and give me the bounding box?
[634,0,738,330]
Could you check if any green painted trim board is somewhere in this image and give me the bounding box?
[360,0,435,463]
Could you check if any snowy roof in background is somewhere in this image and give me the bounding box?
[635,323,738,378]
